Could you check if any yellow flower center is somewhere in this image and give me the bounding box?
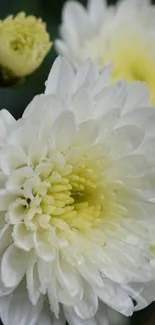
[23,147,125,235]
[41,154,107,231]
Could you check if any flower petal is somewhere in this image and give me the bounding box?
[109,125,145,158]
[96,280,134,316]
[26,251,41,305]
[107,154,154,179]
[0,190,21,211]
[13,223,33,251]
[64,306,98,325]
[0,145,27,175]
[62,2,92,42]
[45,56,74,98]
[72,59,98,94]
[0,224,12,255]
[74,281,98,319]
[1,244,28,287]
[52,111,76,151]
[87,0,106,28]
[74,119,99,148]
[70,89,92,125]
[34,230,56,262]
[0,284,43,325]
[28,140,47,167]
[56,255,83,299]
[121,281,155,312]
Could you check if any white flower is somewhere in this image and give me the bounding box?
[55,0,155,104]
[0,56,155,325]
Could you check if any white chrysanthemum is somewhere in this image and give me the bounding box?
[55,0,155,104]
[0,57,155,325]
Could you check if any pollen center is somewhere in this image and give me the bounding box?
[40,154,106,231]
[10,147,124,235]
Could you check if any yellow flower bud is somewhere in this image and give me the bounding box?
[0,12,52,78]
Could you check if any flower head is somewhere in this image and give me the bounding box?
[0,56,155,324]
[0,12,52,78]
[55,0,155,104]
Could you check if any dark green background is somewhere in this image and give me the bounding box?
[0,0,155,324]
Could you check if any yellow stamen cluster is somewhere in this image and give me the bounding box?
[22,147,126,236]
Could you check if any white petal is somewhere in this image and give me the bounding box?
[74,120,99,148]
[64,306,98,325]
[34,230,56,262]
[47,264,59,317]
[70,89,92,125]
[0,224,12,255]
[38,259,53,294]
[0,145,27,175]
[72,59,98,95]
[0,190,21,211]
[88,0,106,28]
[97,107,122,141]
[137,136,155,158]
[117,0,149,21]
[23,95,63,133]
[1,244,28,287]
[28,140,47,167]
[62,2,92,42]
[93,81,126,120]
[77,258,104,288]
[45,56,74,98]
[92,64,113,98]
[52,111,76,151]
[0,279,15,298]
[122,170,155,199]
[121,281,155,312]
[116,191,155,222]
[109,125,145,158]
[0,109,15,142]
[6,166,34,190]
[123,82,150,114]
[7,120,38,153]
[26,251,41,305]
[58,284,82,306]
[7,199,28,225]
[0,285,43,325]
[0,294,11,324]
[55,40,70,60]
[107,154,154,179]
[116,107,155,136]
[56,255,83,299]
[96,280,134,316]
[74,281,98,319]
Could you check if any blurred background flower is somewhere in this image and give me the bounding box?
[0,12,52,83]
[55,0,155,105]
